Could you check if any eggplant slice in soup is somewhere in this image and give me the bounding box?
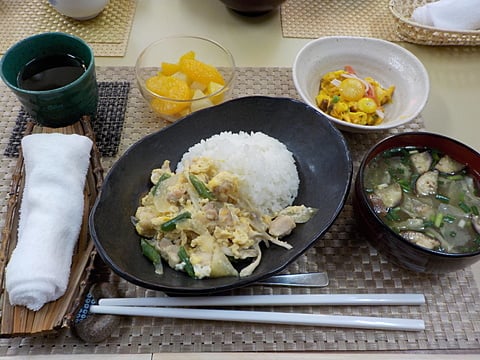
[415,170,439,196]
[435,155,466,174]
[373,182,403,209]
[400,230,440,250]
[410,151,433,174]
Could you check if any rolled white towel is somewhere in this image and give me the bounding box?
[411,0,480,31]
[5,133,93,311]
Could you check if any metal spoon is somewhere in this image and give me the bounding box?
[255,272,329,287]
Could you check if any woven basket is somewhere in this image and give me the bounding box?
[389,0,480,46]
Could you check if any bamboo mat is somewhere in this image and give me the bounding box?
[281,0,401,41]
[0,67,479,354]
[0,0,137,57]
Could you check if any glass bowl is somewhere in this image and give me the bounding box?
[135,35,236,123]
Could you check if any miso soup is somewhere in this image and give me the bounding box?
[364,146,480,254]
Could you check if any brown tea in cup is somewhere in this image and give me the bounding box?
[18,54,87,91]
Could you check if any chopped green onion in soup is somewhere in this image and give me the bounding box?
[364,146,480,254]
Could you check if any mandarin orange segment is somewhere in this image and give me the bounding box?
[146,74,192,116]
[179,50,196,62]
[160,62,180,76]
[146,75,191,100]
[150,98,190,116]
[145,75,166,95]
[180,58,225,86]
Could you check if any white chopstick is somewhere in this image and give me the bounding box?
[89,305,425,331]
[98,293,425,307]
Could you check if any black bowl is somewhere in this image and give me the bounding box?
[219,0,287,16]
[353,132,480,273]
[90,96,352,294]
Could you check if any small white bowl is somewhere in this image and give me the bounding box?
[292,36,430,133]
[48,0,109,20]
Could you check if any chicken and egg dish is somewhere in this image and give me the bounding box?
[134,157,317,279]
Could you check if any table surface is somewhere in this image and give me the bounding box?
[3,0,480,358]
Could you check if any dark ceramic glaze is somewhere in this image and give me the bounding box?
[354,132,480,274]
[0,32,97,128]
[219,0,287,15]
[90,96,352,294]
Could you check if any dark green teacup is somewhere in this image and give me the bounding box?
[0,32,98,128]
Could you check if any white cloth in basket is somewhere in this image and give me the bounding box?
[411,0,480,31]
[5,133,92,311]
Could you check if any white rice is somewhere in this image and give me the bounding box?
[177,131,299,215]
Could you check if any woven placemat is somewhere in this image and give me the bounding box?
[281,0,401,41]
[0,67,479,355]
[3,81,131,158]
[0,0,137,57]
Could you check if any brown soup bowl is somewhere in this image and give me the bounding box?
[353,132,480,273]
